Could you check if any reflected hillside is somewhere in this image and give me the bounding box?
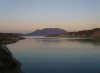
[67,39,100,46]
[33,38,66,43]
[30,36,100,46]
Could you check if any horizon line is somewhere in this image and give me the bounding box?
[0,27,99,34]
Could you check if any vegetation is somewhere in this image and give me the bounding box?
[0,45,23,73]
[0,33,25,73]
[0,33,25,44]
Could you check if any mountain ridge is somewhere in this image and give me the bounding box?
[47,28,100,38]
[26,28,67,36]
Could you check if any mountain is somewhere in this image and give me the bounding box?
[26,28,67,36]
[47,28,100,39]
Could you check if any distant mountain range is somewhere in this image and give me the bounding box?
[25,28,67,36]
[20,28,100,39]
[47,28,100,39]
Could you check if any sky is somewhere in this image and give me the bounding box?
[0,0,100,33]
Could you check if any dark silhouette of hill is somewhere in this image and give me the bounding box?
[27,28,67,36]
[47,28,100,39]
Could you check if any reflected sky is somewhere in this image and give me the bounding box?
[7,37,100,73]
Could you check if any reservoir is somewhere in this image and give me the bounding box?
[7,36,100,73]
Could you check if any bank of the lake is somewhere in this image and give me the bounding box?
[0,33,25,73]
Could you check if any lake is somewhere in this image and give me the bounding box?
[7,36,100,73]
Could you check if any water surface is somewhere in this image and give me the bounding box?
[7,37,100,73]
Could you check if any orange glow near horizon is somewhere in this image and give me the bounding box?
[0,20,100,33]
[0,0,100,33]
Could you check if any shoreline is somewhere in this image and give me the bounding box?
[0,33,25,73]
[0,45,24,73]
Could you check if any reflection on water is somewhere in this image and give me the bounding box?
[67,39,100,46]
[34,38,68,43]
[7,37,100,73]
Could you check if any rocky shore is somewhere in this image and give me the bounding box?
[0,33,25,44]
[0,33,25,73]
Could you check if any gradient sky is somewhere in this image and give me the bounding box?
[0,0,100,33]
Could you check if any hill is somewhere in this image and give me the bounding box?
[26,28,67,36]
[47,28,100,39]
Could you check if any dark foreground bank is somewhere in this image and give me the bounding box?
[0,33,25,73]
[0,45,23,73]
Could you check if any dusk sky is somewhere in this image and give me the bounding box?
[0,0,100,33]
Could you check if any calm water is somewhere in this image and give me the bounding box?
[7,36,100,73]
